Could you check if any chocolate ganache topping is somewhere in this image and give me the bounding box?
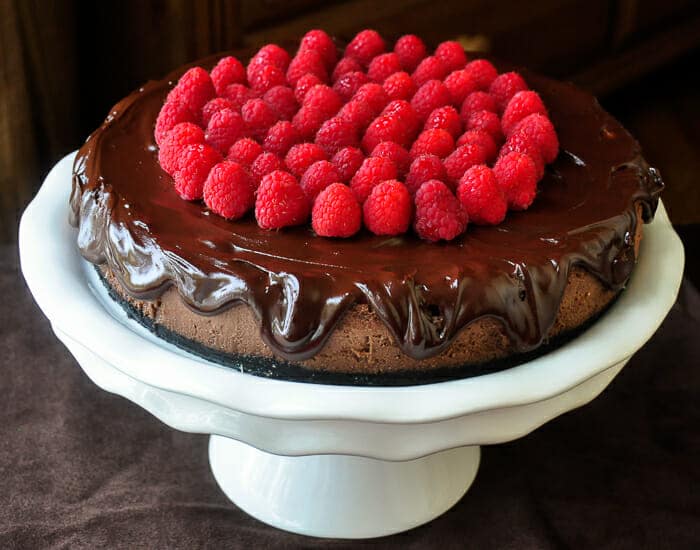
[70,53,662,363]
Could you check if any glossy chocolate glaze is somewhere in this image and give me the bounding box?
[70,54,662,363]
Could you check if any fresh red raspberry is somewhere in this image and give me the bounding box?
[210,56,246,96]
[331,56,363,82]
[460,91,497,119]
[311,183,362,237]
[462,59,498,90]
[424,106,462,138]
[410,128,454,159]
[346,29,385,66]
[406,154,447,195]
[227,138,264,167]
[370,141,411,176]
[248,63,286,94]
[250,44,291,71]
[362,108,418,152]
[363,179,412,236]
[286,49,328,87]
[294,73,323,103]
[300,160,342,200]
[411,80,451,121]
[414,180,468,242]
[302,84,343,115]
[367,53,402,83]
[443,143,489,187]
[332,146,365,182]
[251,151,285,185]
[205,108,246,155]
[457,165,507,225]
[352,83,389,118]
[167,67,215,120]
[444,69,480,106]
[350,156,398,203]
[173,143,222,200]
[502,91,547,136]
[489,71,528,112]
[158,122,205,175]
[465,110,503,142]
[154,100,197,146]
[315,117,360,156]
[382,71,416,101]
[300,29,337,70]
[263,121,301,157]
[203,161,255,220]
[381,99,421,131]
[202,97,237,127]
[255,170,310,229]
[412,56,448,87]
[337,100,374,131]
[435,41,468,73]
[222,83,258,111]
[500,132,545,178]
[293,107,328,140]
[456,130,498,163]
[262,85,298,120]
[510,113,558,163]
[285,142,327,176]
[394,34,427,73]
[333,71,370,102]
[493,151,538,210]
[241,98,277,140]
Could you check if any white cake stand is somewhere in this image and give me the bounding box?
[20,153,684,539]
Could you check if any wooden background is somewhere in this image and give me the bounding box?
[2,0,700,243]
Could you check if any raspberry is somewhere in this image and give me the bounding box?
[300,160,342,200]
[457,165,507,225]
[435,41,468,72]
[371,141,411,176]
[294,73,323,103]
[489,71,528,112]
[510,113,558,163]
[350,156,398,203]
[311,183,362,238]
[331,56,363,82]
[456,130,498,163]
[285,142,327,176]
[424,106,462,138]
[460,91,497,119]
[362,100,420,151]
[346,29,385,66]
[394,34,427,73]
[251,151,285,184]
[202,97,237,127]
[443,143,488,187]
[410,129,454,159]
[210,56,246,96]
[299,29,337,70]
[203,161,255,219]
[382,71,416,101]
[204,108,246,155]
[352,83,389,118]
[411,80,451,121]
[502,91,547,136]
[248,63,286,94]
[241,98,277,140]
[500,132,545,178]
[465,110,503,142]
[250,44,291,71]
[333,71,370,102]
[167,67,215,120]
[154,100,197,146]
[173,143,222,200]
[315,117,359,156]
[255,170,310,229]
[337,100,374,131]
[412,56,448,87]
[222,84,258,111]
[406,154,447,195]
[367,53,402,83]
[332,146,365,182]
[363,180,412,236]
[414,180,468,242]
[462,59,498,90]
[227,138,263,167]
[286,49,328,87]
[158,122,205,175]
[493,152,538,210]
[263,121,301,157]
[303,84,342,115]
[444,69,480,106]
[293,107,327,140]
[262,85,298,121]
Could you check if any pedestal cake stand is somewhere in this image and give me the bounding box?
[20,153,684,539]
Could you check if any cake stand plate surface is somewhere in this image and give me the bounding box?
[19,153,685,539]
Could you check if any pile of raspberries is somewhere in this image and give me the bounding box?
[155,29,558,242]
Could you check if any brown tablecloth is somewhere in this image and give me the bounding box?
[2,241,699,549]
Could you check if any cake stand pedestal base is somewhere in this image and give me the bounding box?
[209,435,480,539]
